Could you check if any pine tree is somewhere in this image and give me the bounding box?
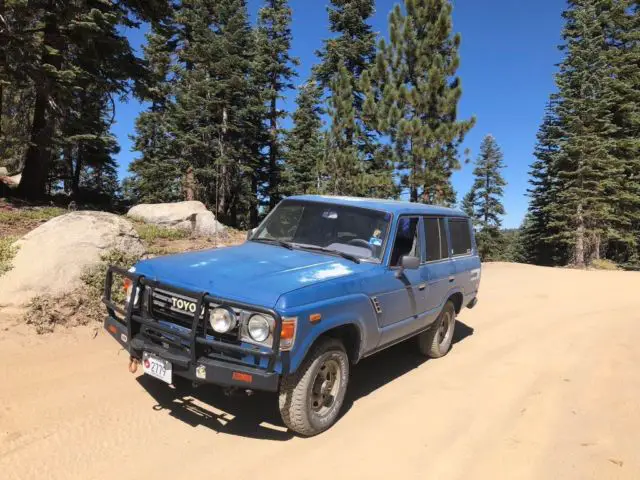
[314,0,376,92]
[254,0,298,211]
[605,0,640,264]
[325,63,362,195]
[129,20,184,203]
[466,135,507,260]
[522,100,567,266]
[549,0,622,267]
[365,0,475,206]
[281,81,325,196]
[169,0,262,227]
[14,0,170,199]
[461,190,476,218]
[315,0,394,198]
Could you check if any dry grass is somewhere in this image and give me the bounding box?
[590,258,619,270]
[24,249,143,334]
[0,235,18,276]
[0,202,66,237]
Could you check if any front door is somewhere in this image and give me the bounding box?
[371,216,427,345]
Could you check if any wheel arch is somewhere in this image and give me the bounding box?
[447,291,464,314]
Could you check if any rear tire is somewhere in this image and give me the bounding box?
[278,338,349,436]
[418,300,456,358]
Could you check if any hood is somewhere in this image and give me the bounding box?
[133,241,375,308]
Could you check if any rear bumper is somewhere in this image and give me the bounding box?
[105,316,280,392]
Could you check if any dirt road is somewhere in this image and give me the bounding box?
[1,263,639,479]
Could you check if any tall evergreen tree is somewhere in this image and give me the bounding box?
[281,81,325,196]
[548,0,622,267]
[167,0,262,227]
[315,0,394,198]
[364,0,475,206]
[12,0,169,199]
[129,20,183,203]
[465,135,507,260]
[605,0,640,263]
[522,100,567,266]
[254,0,298,211]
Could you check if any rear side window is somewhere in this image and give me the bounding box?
[424,217,448,261]
[449,219,472,256]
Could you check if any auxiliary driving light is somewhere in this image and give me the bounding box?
[210,307,236,334]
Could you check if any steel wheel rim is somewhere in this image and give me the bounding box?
[438,311,453,347]
[310,357,342,416]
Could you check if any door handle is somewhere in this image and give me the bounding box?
[418,283,426,291]
[448,276,455,283]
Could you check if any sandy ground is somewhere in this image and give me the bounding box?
[1,262,639,480]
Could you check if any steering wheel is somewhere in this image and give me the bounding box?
[347,238,373,250]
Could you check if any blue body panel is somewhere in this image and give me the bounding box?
[132,196,481,374]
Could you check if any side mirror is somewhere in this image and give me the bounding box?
[396,255,420,277]
[246,227,257,241]
[401,255,420,270]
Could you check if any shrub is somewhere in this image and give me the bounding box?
[134,223,190,242]
[590,258,619,270]
[25,249,143,333]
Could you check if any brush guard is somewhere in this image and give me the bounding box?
[102,265,282,391]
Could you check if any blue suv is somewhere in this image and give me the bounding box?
[103,195,481,436]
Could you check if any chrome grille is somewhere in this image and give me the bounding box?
[150,288,200,329]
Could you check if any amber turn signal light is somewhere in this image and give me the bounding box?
[279,317,297,351]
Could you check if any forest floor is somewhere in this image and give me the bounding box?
[1,262,639,479]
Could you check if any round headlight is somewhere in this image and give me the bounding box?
[209,307,236,334]
[247,314,271,342]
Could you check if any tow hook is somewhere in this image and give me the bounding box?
[128,356,140,374]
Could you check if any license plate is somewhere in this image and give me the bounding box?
[143,352,172,384]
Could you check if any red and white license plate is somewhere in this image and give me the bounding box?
[143,352,172,384]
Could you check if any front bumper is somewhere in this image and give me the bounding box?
[102,266,282,392]
[104,316,280,391]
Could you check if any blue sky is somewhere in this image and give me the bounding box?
[112,0,565,228]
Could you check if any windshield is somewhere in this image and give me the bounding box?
[251,201,391,262]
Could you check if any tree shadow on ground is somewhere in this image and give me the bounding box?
[136,319,474,441]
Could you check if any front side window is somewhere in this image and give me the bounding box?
[390,217,421,266]
[449,218,472,256]
[424,217,449,262]
[253,201,390,261]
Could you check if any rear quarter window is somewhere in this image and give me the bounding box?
[449,218,473,256]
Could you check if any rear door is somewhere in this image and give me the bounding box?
[448,217,480,296]
[422,217,454,320]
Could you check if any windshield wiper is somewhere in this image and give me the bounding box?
[295,245,361,264]
[251,238,294,250]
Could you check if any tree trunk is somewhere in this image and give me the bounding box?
[268,93,278,210]
[574,202,586,268]
[217,107,229,223]
[17,0,60,199]
[184,166,195,200]
[250,173,258,227]
[71,149,82,197]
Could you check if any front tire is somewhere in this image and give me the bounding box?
[418,300,456,358]
[278,338,349,436]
